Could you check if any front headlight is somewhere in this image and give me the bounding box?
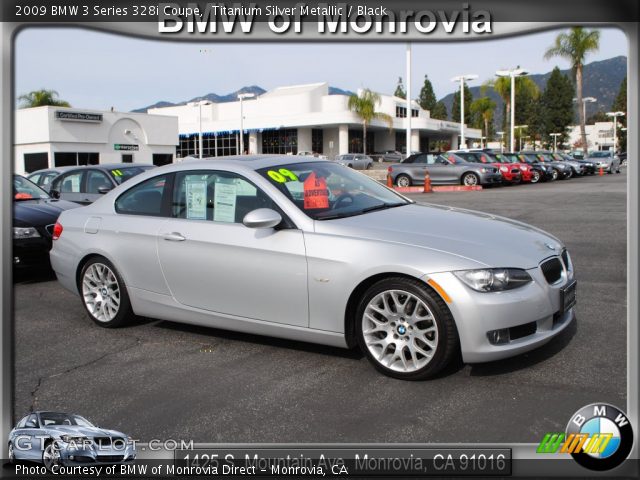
[454,268,532,292]
[479,167,487,173]
[60,435,89,445]
[499,166,508,172]
[13,227,40,239]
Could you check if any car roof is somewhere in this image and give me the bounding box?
[29,163,153,175]
[177,154,323,171]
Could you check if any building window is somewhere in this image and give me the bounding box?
[54,152,99,167]
[412,109,419,118]
[348,129,374,154]
[396,106,407,118]
[23,152,48,173]
[177,133,245,158]
[395,131,406,153]
[262,129,297,154]
[153,154,173,166]
[312,129,323,153]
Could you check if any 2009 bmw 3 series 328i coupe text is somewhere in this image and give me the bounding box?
[50,155,576,380]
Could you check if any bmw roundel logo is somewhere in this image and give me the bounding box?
[565,403,634,471]
[397,325,406,335]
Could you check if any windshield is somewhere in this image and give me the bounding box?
[13,175,50,200]
[589,151,613,158]
[39,412,94,427]
[497,153,520,164]
[109,166,155,185]
[258,162,410,220]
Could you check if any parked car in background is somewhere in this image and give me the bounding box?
[550,153,585,177]
[517,153,556,181]
[378,150,404,163]
[618,151,627,166]
[50,155,576,379]
[495,152,544,184]
[13,175,80,269]
[334,154,374,170]
[389,152,502,187]
[450,150,521,184]
[558,153,596,175]
[28,166,77,191]
[586,150,621,174]
[570,151,585,160]
[36,163,156,205]
[8,411,135,470]
[521,151,572,180]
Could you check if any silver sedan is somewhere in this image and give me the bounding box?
[50,155,576,380]
[334,154,374,170]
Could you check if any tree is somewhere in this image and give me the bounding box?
[431,101,448,120]
[470,96,496,147]
[545,27,600,156]
[417,75,437,112]
[347,89,393,155]
[586,111,609,124]
[539,67,575,148]
[394,77,406,99]
[451,84,473,124]
[18,89,71,108]
[612,76,627,152]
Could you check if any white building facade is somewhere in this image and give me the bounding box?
[149,83,480,159]
[14,106,179,175]
[567,122,616,151]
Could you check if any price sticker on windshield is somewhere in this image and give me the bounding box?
[303,172,329,209]
[267,168,298,183]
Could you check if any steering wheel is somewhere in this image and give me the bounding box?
[332,192,355,210]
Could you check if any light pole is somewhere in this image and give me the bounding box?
[451,73,478,149]
[574,96,597,123]
[514,125,528,151]
[190,100,212,159]
[496,67,528,152]
[550,133,562,152]
[606,111,625,154]
[238,92,256,155]
[496,131,505,152]
[406,43,412,158]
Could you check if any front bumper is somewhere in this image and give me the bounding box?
[478,172,503,185]
[59,444,136,466]
[425,264,575,363]
[13,237,52,269]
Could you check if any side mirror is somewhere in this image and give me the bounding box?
[50,189,61,199]
[243,208,282,229]
[98,185,112,194]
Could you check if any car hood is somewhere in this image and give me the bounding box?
[13,199,81,227]
[45,425,127,438]
[315,204,562,270]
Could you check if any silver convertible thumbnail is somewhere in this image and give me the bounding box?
[51,155,576,379]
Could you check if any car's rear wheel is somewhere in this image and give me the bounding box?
[551,169,559,181]
[42,441,61,471]
[530,170,541,184]
[80,257,133,328]
[461,172,479,186]
[396,174,411,187]
[355,277,458,380]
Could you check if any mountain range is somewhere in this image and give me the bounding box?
[439,56,627,125]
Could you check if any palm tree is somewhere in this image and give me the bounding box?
[347,89,393,155]
[485,76,538,144]
[470,96,496,147]
[544,27,600,156]
[18,89,71,108]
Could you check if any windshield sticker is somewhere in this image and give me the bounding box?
[303,172,329,210]
[111,169,123,177]
[214,182,237,223]
[267,168,299,183]
[185,180,207,220]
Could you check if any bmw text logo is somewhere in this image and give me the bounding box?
[565,403,634,471]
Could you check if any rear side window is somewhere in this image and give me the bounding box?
[115,174,169,216]
[56,171,83,193]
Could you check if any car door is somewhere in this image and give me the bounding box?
[52,170,86,204]
[84,169,114,204]
[19,413,41,460]
[156,169,309,327]
[423,154,451,183]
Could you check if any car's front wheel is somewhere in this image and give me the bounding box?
[80,257,134,328]
[395,174,411,187]
[530,170,541,184]
[461,172,479,186]
[356,277,459,380]
[42,441,61,471]
[551,169,559,181]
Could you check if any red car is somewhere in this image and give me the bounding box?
[449,150,522,184]
[492,152,537,183]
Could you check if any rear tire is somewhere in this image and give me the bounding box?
[79,256,134,328]
[461,172,479,186]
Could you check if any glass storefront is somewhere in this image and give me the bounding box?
[348,129,374,154]
[177,133,247,158]
[262,129,297,154]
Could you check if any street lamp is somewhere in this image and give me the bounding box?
[451,73,478,149]
[514,125,528,151]
[573,96,597,123]
[237,92,256,155]
[550,133,562,152]
[190,100,212,159]
[606,111,625,153]
[496,67,529,152]
[496,131,505,152]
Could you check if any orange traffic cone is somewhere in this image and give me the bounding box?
[599,166,604,176]
[423,171,432,193]
[387,173,393,188]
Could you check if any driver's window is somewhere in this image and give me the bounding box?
[25,414,38,428]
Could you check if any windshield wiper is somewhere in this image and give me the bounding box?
[360,202,407,214]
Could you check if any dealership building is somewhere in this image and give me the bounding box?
[149,82,480,159]
[14,106,179,175]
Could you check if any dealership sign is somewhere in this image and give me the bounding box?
[114,144,139,151]
[55,111,103,123]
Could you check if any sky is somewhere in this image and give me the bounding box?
[15,27,627,112]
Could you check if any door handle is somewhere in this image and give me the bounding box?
[162,232,186,242]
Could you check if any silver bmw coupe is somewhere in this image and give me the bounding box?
[50,155,576,380]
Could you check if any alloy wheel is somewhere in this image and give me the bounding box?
[362,290,439,373]
[531,171,540,183]
[82,263,121,322]
[8,443,14,463]
[42,442,60,471]
[396,175,411,187]
[463,173,478,186]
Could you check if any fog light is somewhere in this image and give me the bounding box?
[69,455,75,461]
[488,328,510,345]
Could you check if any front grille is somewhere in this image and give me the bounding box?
[541,257,563,284]
[94,437,112,448]
[511,168,521,174]
[96,455,124,463]
[509,321,537,340]
[561,249,570,270]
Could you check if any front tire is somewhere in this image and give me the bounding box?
[396,174,412,187]
[551,169,559,181]
[461,172,479,186]
[42,441,61,471]
[355,277,459,380]
[80,257,134,328]
[530,170,541,184]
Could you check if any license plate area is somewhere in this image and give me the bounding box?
[560,280,577,313]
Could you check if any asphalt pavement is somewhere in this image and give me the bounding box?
[13,170,627,444]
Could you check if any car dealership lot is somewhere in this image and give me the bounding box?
[14,171,626,443]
